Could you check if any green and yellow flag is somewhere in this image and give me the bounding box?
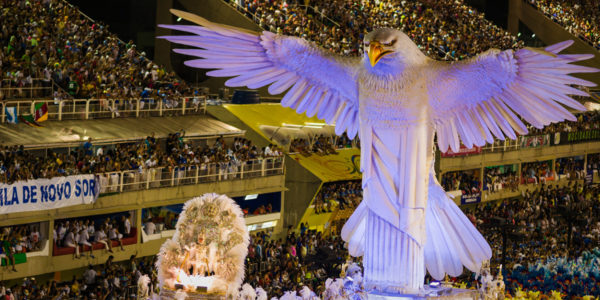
[19,114,43,127]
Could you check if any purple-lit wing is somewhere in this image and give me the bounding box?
[159,10,360,138]
[430,41,598,153]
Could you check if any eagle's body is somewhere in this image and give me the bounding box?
[355,61,444,291]
[160,10,599,293]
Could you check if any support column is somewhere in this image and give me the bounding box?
[48,219,55,258]
[507,0,521,36]
[136,208,143,245]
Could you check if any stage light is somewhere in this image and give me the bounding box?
[244,194,258,200]
[304,122,327,127]
[282,123,303,128]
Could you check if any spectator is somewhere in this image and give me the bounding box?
[0,231,17,272]
[94,224,113,253]
[83,264,97,286]
[83,138,93,156]
[120,214,132,237]
[62,226,80,259]
[144,219,156,235]
[78,228,94,259]
[108,222,125,251]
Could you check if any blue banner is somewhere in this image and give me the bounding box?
[461,192,481,205]
[0,175,99,214]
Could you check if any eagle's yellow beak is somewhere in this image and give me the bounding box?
[368,41,392,67]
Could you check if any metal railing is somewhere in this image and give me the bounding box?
[97,157,284,194]
[0,78,56,99]
[0,96,207,123]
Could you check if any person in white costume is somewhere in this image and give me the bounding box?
[159,9,598,293]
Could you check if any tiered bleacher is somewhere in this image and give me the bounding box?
[0,134,283,186]
[0,0,208,124]
[528,0,600,50]
[313,180,362,214]
[229,0,523,60]
[0,0,192,100]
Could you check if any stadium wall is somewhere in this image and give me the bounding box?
[282,157,321,232]
[439,141,600,173]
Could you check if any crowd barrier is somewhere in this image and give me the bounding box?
[0,78,57,100]
[0,96,207,123]
[97,157,285,194]
[469,131,600,155]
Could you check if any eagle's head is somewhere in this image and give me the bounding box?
[364,28,427,69]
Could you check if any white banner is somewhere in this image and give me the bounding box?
[0,175,99,214]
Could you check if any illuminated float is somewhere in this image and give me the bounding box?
[156,193,249,299]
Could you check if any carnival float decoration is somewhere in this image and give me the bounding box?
[156,193,250,298]
[159,7,598,296]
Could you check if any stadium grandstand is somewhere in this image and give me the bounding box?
[1,0,600,299]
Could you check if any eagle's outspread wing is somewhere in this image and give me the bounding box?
[159,10,361,138]
[429,40,598,153]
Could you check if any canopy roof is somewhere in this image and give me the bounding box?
[0,115,244,149]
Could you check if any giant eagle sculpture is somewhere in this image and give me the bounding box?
[159,9,598,293]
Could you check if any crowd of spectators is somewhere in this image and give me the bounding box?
[0,223,43,273]
[289,133,359,156]
[441,170,481,195]
[0,0,193,102]
[290,135,337,156]
[243,228,349,298]
[587,153,600,176]
[231,0,523,60]
[242,203,274,216]
[0,134,282,185]
[0,253,156,299]
[555,156,585,180]
[464,181,600,297]
[141,208,179,237]
[529,0,600,50]
[484,166,519,193]
[521,161,555,185]
[527,110,600,136]
[54,213,133,259]
[313,180,362,213]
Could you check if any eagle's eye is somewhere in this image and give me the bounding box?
[384,39,397,47]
